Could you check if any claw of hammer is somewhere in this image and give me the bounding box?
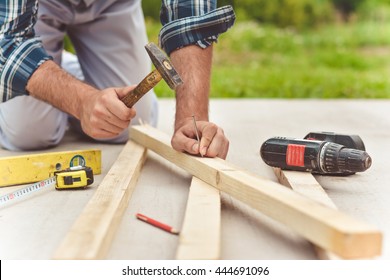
[120,42,183,108]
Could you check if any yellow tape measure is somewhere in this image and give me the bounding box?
[54,166,94,189]
[0,166,94,206]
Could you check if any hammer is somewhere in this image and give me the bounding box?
[120,42,183,108]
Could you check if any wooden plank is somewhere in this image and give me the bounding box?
[176,177,221,260]
[130,125,382,259]
[52,141,146,259]
[273,168,340,260]
[0,149,101,187]
[273,168,337,209]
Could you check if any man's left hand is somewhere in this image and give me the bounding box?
[171,119,229,159]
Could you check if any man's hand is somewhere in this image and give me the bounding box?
[172,118,229,159]
[79,86,136,139]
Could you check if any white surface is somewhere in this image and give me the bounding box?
[0,99,389,260]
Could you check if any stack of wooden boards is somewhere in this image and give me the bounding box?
[52,125,382,260]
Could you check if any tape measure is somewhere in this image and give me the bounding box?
[0,166,94,206]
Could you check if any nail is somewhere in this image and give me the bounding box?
[201,147,207,157]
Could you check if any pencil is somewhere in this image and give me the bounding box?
[136,213,179,235]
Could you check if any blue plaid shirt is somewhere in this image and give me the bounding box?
[0,1,235,102]
[159,1,235,55]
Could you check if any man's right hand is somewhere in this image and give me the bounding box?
[79,86,137,139]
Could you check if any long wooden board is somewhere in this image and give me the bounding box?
[130,125,382,259]
[176,177,221,260]
[52,141,146,259]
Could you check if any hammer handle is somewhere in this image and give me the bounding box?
[121,69,162,108]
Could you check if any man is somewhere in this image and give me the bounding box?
[0,0,235,159]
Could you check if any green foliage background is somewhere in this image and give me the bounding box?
[142,0,373,28]
[139,1,390,98]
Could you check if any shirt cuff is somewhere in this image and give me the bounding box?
[0,38,51,102]
[159,5,236,55]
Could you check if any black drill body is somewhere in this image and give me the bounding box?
[260,136,372,175]
[304,132,366,151]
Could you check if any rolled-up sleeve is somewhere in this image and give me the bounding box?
[159,1,236,55]
[0,1,52,102]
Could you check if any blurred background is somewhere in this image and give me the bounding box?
[67,0,390,98]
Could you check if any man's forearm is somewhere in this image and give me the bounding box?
[170,45,213,130]
[26,60,97,119]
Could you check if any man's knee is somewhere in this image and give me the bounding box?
[2,115,67,151]
[0,97,68,151]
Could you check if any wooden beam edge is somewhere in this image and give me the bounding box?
[176,177,221,260]
[273,168,341,260]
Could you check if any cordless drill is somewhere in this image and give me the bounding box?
[260,132,372,175]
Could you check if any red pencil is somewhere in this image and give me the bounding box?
[136,213,179,235]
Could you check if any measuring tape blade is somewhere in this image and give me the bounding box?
[0,177,56,206]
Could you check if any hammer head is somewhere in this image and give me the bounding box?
[145,43,183,89]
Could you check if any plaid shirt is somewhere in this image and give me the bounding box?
[0,0,235,102]
[0,1,50,102]
[159,1,235,55]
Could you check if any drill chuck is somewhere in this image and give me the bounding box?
[319,142,371,174]
[260,137,372,175]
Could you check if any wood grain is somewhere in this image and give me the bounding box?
[120,70,162,108]
[176,177,221,260]
[273,168,340,259]
[52,141,147,259]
